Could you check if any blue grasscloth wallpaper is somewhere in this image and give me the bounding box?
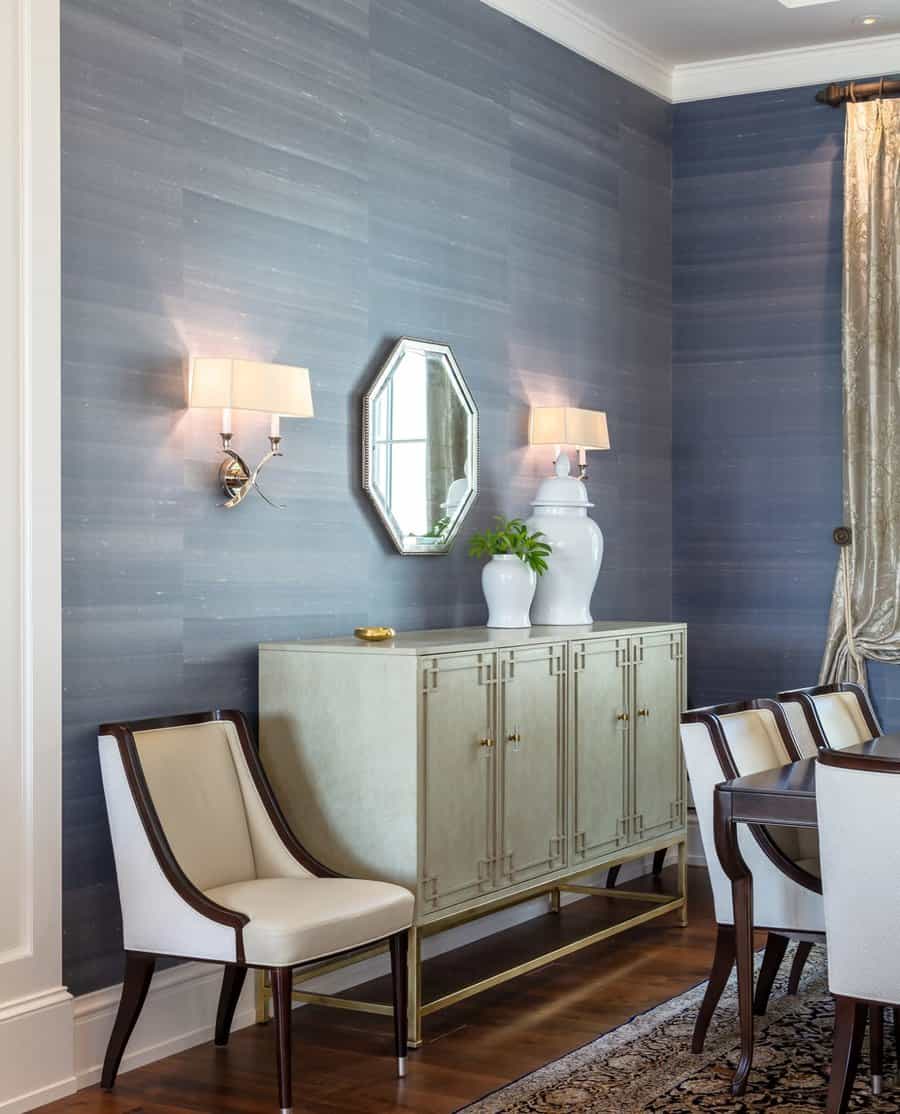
[673,85,899,727]
[62,0,672,992]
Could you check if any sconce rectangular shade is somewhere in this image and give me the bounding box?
[529,406,610,450]
[189,357,314,417]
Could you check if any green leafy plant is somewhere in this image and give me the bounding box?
[468,517,552,576]
[423,514,451,540]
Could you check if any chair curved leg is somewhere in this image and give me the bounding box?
[693,923,735,1053]
[788,940,813,995]
[215,964,247,1047]
[870,1005,884,1095]
[271,967,294,1113]
[827,996,867,1114]
[390,931,409,1077]
[753,933,789,1016]
[101,952,156,1090]
[606,864,621,889]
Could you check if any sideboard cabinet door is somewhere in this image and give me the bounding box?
[570,636,630,866]
[420,652,498,913]
[496,644,567,889]
[630,629,686,847]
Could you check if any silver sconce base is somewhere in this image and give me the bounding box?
[219,436,284,509]
[220,451,252,503]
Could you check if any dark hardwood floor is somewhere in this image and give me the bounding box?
[43,867,735,1113]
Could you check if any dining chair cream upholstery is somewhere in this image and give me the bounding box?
[778,682,880,757]
[98,710,415,1113]
[817,748,900,1113]
[681,699,824,1053]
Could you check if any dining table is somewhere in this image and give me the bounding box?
[713,731,900,1096]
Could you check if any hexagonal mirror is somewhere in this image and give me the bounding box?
[363,338,478,554]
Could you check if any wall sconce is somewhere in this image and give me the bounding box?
[529,406,610,480]
[188,357,314,508]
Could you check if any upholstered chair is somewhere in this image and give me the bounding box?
[98,710,415,1113]
[817,747,900,1112]
[778,682,880,757]
[681,699,824,1052]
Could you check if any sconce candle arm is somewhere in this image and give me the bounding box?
[219,432,285,509]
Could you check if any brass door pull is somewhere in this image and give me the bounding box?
[506,732,522,743]
[479,737,495,749]
[616,712,630,722]
[638,707,650,717]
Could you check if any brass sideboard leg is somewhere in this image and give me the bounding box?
[255,969,269,1024]
[549,888,561,914]
[407,925,422,1048]
[678,839,689,927]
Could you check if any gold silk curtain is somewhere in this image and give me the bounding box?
[822,99,900,684]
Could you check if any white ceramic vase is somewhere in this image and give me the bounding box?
[526,454,604,626]
[482,555,537,629]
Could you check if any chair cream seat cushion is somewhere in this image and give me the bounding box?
[205,877,414,966]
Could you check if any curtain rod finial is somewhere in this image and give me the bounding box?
[834,526,852,546]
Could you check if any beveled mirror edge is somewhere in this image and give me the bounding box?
[361,337,479,556]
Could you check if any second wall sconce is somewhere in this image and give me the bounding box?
[529,406,610,480]
[188,357,314,508]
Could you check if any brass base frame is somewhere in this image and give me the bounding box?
[255,836,688,1046]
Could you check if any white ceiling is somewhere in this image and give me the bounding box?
[581,0,900,65]
[482,0,900,101]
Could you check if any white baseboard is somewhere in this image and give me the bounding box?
[0,988,76,1113]
[74,848,706,1087]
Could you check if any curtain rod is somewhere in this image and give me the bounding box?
[816,78,900,107]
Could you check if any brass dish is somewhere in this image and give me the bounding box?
[353,626,396,642]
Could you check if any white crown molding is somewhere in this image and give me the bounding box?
[477,0,674,100]
[478,0,900,106]
[672,32,900,103]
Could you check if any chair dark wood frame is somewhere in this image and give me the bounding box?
[778,681,893,1090]
[681,699,825,1054]
[99,709,410,1113]
[778,682,881,753]
[818,747,900,1114]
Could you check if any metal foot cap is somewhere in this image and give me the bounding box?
[398,1056,408,1078]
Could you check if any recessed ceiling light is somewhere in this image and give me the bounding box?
[777,0,840,7]
[852,13,880,23]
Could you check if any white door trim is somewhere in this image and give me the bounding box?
[0,0,73,1108]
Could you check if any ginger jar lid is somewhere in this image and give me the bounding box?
[531,453,593,509]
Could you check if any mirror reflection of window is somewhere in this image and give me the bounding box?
[372,351,429,538]
[365,338,478,548]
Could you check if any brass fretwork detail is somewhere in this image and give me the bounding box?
[422,658,439,694]
[477,857,494,887]
[478,656,497,687]
[549,644,566,676]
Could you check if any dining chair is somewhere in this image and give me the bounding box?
[777,683,882,1002]
[681,699,825,1052]
[98,709,415,1113]
[817,746,900,1112]
[778,682,880,757]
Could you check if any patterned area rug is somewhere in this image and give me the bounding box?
[461,946,898,1112]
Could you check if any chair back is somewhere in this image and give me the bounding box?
[817,750,900,1002]
[681,700,822,931]
[99,710,319,958]
[778,683,880,756]
[130,719,257,891]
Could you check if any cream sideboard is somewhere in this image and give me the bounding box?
[259,622,687,1043]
